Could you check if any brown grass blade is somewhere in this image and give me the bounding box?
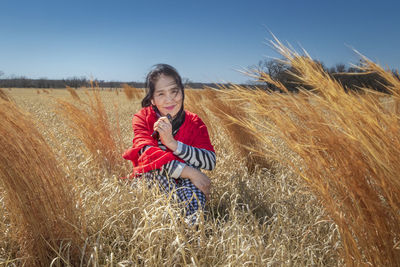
[227,37,400,266]
[0,99,85,266]
[122,84,144,100]
[66,86,81,101]
[0,88,13,102]
[56,88,124,174]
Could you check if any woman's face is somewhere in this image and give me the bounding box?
[151,74,183,118]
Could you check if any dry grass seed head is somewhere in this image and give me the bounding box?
[0,88,13,102]
[66,86,81,101]
[56,90,123,174]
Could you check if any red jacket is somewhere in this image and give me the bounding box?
[123,106,214,177]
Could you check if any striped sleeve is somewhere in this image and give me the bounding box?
[139,145,186,178]
[138,145,151,155]
[173,141,216,170]
[160,160,186,178]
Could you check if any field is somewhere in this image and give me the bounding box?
[0,42,399,266]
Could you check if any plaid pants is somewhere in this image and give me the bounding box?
[144,172,206,218]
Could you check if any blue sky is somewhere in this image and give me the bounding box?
[1,0,399,83]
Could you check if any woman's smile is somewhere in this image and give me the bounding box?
[151,74,183,117]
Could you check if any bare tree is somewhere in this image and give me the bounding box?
[182,77,192,87]
[335,63,346,73]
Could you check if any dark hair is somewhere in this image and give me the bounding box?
[141,64,185,107]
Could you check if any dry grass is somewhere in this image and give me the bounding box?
[0,88,13,102]
[1,87,341,266]
[5,40,399,265]
[56,88,125,174]
[186,88,276,172]
[6,42,397,264]
[66,86,81,101]
[184,89,217,137]
[222,37,400,266]
[0,99,85,266]
[122,84,144,100]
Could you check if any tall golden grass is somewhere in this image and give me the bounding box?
[185,88,275,172]
[222,37,400,266]
[184,89,217,136]
[56,88,124,174]
[2,87,341,266]
[122,84,144,100]
[5,40,400,264]
[0,99,85,266]
[0,88,13,102]
[66,86,81,101]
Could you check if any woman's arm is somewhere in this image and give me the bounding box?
[161,160,186,178]
[139,145,186,179]
[180,165,211,200]
[173,141,216,170]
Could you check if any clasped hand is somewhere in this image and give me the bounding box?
[153,116,177,150]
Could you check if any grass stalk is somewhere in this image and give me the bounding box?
[0,99,85,266]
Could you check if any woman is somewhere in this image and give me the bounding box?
[123,64,216,220]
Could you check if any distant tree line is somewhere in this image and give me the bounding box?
[0,75,142,89]
[3,59,398,92]
[0,74,235,90]
[252,59,400,93]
